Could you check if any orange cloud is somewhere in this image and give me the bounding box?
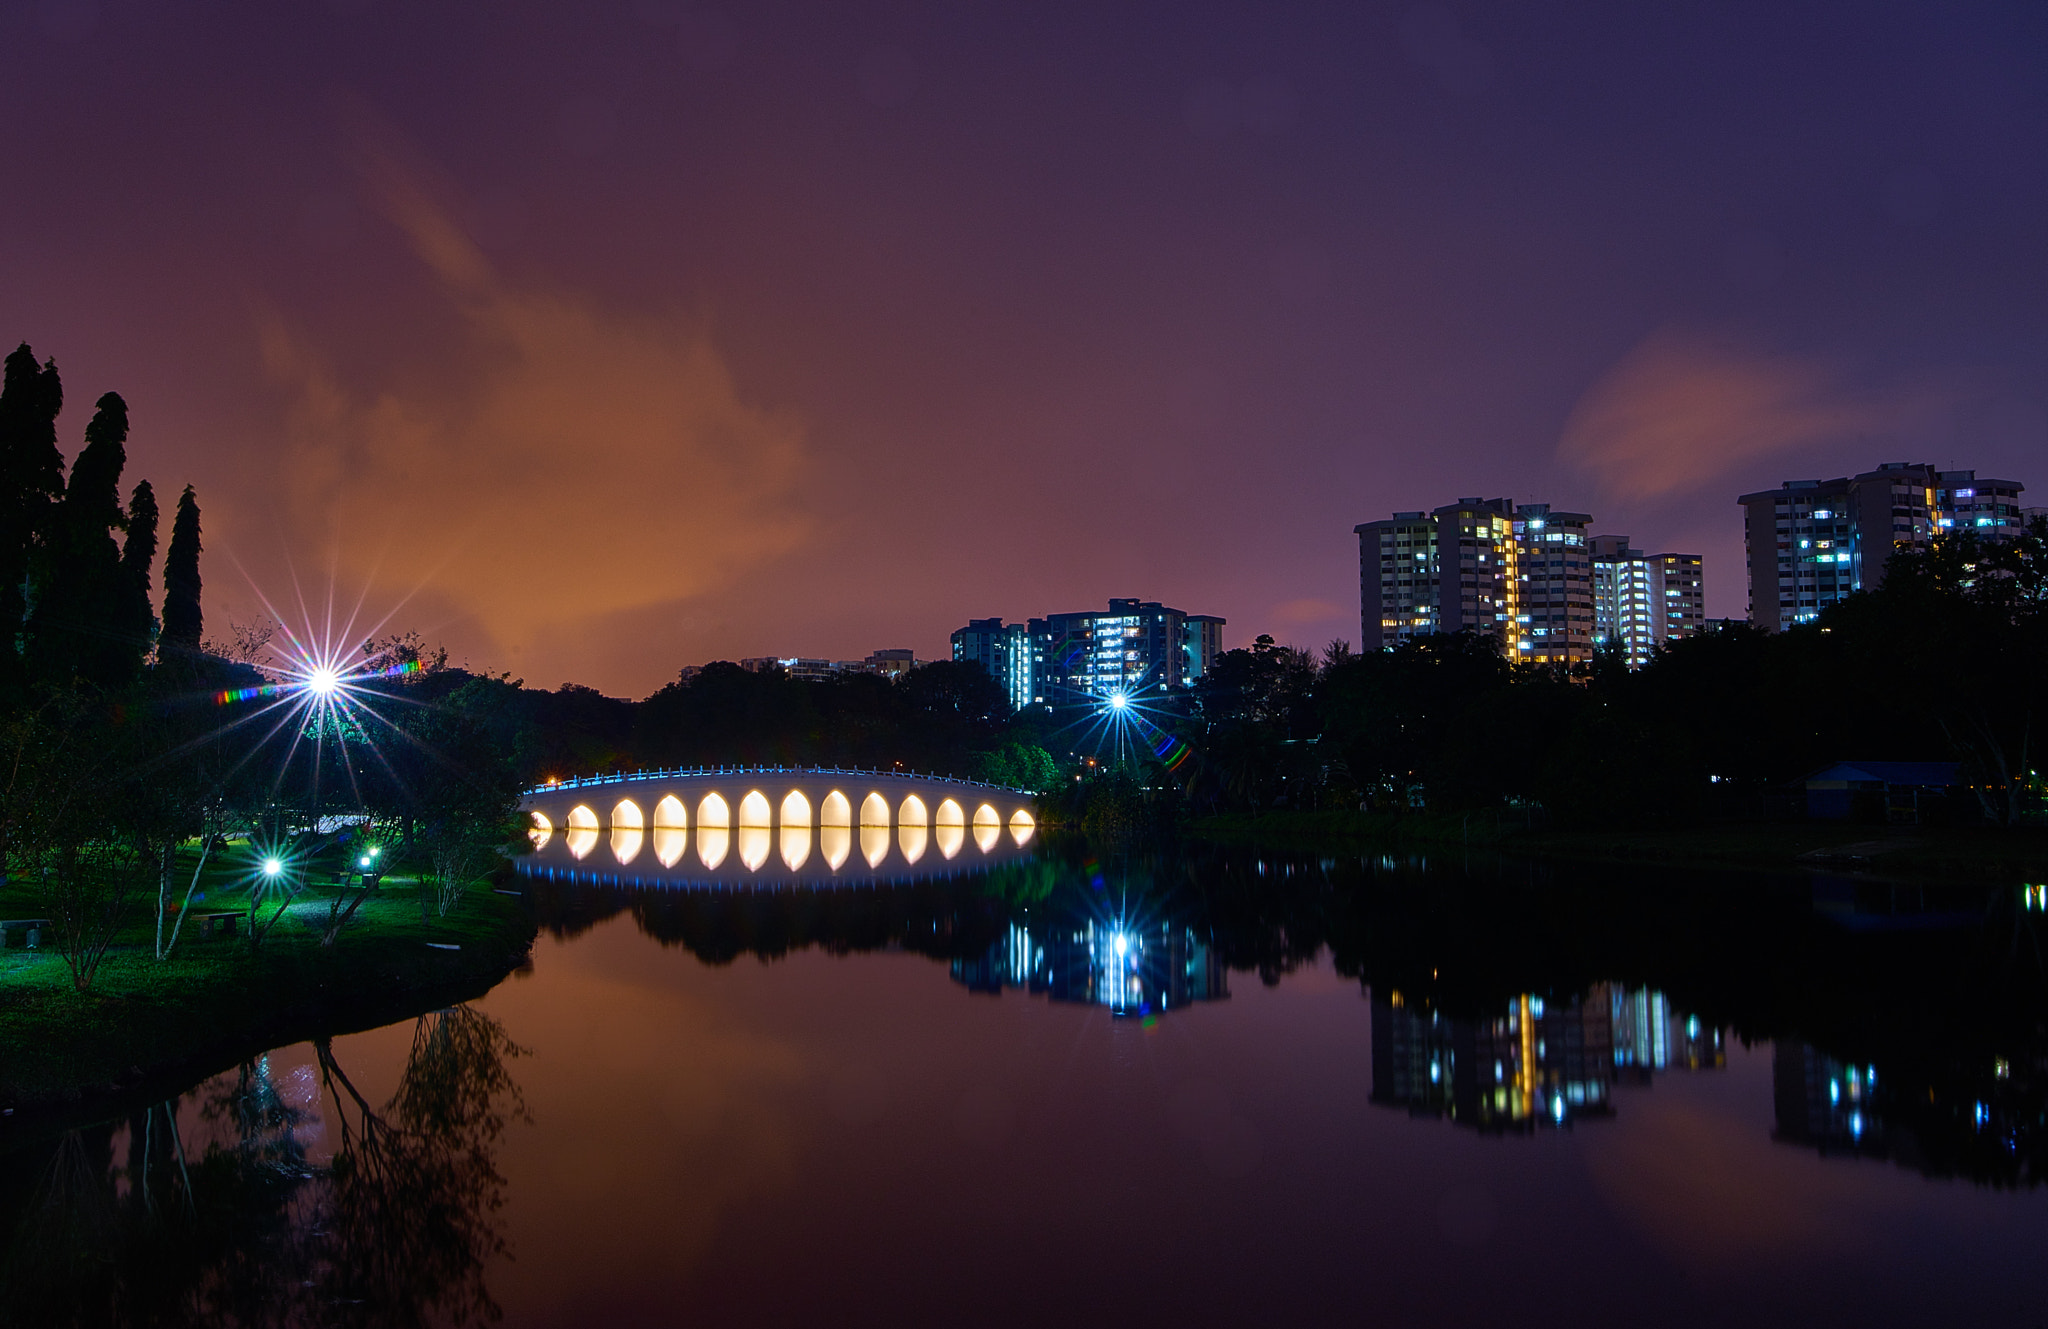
[1559,330,1933,501]
[262,151,809,659]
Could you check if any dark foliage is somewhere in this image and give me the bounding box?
[1170,521,2048,829]
[159,486,202,652]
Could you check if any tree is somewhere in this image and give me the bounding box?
[161,485,203,652]
[0,344,65,702]
[1869,521,2048,825]
[28,392,141,689]
[119,479,159,657]
[1,686,151,990]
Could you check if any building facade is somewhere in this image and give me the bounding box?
[1357,497,1607,667]
[1590,536,1706,668]
[949,618,1033,713]
[1509,504,1594,667]
[1355,510,1442,649]
[732,649,926,683]
[1740,462,2026,632]
[952,600,1224,715]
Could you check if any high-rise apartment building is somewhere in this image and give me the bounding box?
[952,600,1224,715]
[1932,470,2027,537]
[1354,510,1441,648]
[1590,537,1706,668]
[1357,498,1518,651]
[1356,498,1603,667]
[1740,462,2026,632]
[949,618,1034,713]
[1510,504,1594,667]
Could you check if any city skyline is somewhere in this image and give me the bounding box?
[3,2,2040,696]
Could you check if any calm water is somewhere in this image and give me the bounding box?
[5,843,2046,1327]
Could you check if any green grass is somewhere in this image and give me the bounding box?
[0,847,536,1123]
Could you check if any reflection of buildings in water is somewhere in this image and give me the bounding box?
[1771,1040,2037,1183]
[952,920,1228,1017]
[1612,987,1726,1077]
[1371,983,1724,1132]
[1772,1043,1890,1159]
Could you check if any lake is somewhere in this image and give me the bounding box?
[4,840,2045,1327]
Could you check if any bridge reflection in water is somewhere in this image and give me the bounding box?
[519,767,1037,887]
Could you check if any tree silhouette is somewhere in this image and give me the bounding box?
[27,392,142,688]
[118,479,159,658]
[160,485,202,652]
[0,344,65,702]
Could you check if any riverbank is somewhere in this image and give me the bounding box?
[1187,810,2048,883]
[0,871,536,1133]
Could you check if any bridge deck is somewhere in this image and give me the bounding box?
[520,766,1039,882]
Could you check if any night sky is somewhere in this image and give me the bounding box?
[5,1,2042,697]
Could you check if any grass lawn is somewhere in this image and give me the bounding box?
[0,844,536,1124]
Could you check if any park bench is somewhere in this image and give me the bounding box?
[189,910,247,940]
[0,919,50,950]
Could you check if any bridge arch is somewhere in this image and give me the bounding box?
[935,798,965,860]
[737,791,772,870]
[780,790,812,870]
[566,805,599,859]
[529,811,553,849]
[611,799,644,864]
[898,794,928,864]
[1009,808,1035,847]
[697,793,731,869]
[819,791,852,870]
[973,803,999,853]
[860,792,891,868]
[652,795,688,867]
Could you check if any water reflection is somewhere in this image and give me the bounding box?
[518,837,2047,1186]
[8,836,2047,1326]
[1372,984,1724,1131]
[0,1007,523,1327]
[951,920,1229,1018]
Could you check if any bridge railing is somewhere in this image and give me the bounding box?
[525,765,1032,798]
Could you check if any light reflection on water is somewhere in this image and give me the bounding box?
[6,845,2047,1326]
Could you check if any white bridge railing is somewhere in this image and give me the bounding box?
[528,765,1030,797]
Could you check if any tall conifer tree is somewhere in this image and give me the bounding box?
[162,485,203,651]
[120,479,159,655]
[29,392,138,686]
[0,344,64,696]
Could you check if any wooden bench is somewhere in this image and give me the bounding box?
[189,910,247,940]
[0,919,50,950]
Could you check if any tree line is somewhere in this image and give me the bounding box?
[1171,519,2047,829]
[0,343,529,988]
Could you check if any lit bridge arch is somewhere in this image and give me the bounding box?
[521,766,1038,887]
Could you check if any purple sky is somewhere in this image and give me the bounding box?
[5,0,2043,696]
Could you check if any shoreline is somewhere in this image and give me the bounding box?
[1186,810,2048,885]
[0,882,536,1145]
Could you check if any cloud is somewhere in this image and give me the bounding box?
[1558,331,1930,501]
[261,149,808,660]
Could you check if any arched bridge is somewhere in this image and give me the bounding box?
[521,767,1038,885]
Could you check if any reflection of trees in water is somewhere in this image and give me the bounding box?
[311,1008,528,1326]
[530,837,2048,1189]
[0,1006,525,1328]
